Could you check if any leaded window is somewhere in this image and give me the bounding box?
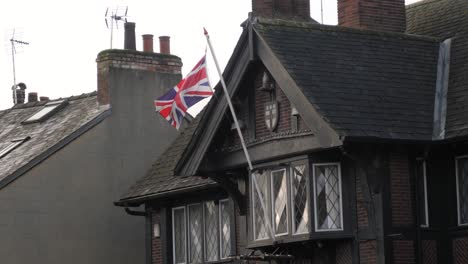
[457,157,468,225]
[313,164,343,231]
[416,160,429,227]
[172,200,233,264]
[271,169,288,236]
[252,171,269,240]
[291,164,309,234]
[188,204,203,263]
[173,207,187,264]
[219,200,232,259]
[204,202,218,262]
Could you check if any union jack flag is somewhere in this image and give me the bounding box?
[154,55,213,129]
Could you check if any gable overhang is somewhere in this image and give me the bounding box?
[176,22,343,177]
[253,27,343,148]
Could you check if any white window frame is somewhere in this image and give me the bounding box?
[218,199,231,260]
[312,163,344,232]
[0,137,28,159]
[270,168,289,237]
[456,156,468,226]
[290,164,310,235]
[251,172,270,241]
[23,100,66,123]
[172,206,187,264]
[417,159,429,228]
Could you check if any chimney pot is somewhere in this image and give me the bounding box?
[142,34,154,53]
[124,22,136,50]
[28,92,38,103]
[40,96,49,102]
[159,36,170,55]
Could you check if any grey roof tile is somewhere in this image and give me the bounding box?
[255,19,440,140]
[0,92,108,186]
[407,0,468,138]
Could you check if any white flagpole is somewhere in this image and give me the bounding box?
[204,28,253,171]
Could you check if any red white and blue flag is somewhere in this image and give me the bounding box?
[154,55,213,129]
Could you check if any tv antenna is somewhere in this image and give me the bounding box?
[105,6,128,49]
[6,28,29,104]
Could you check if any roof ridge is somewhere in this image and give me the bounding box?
[255,17,441,43]
[11,91,97,110]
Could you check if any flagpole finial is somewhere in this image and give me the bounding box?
[203,28,208,36]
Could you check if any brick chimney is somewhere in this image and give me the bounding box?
[28,92,38,103]
[338,0,406,32]
[124,22,136,50]
[96,23,182,106]
[142,34,154,53]
[159,36,170,55]
[252,0,310,20]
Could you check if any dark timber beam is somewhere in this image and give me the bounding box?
[208,173,247,215]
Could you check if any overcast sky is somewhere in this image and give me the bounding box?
[0,0,422,110]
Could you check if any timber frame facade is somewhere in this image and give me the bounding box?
[116,0,468,263]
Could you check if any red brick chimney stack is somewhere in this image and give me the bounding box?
[159,36,170,55]
[252,0,310,20]
[338,0,406,32]
[142,34,154,53]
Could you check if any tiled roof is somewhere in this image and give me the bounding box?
[118,110,217,204]
[255,19,440,140]
[407,0,468,138]
[0,92,109,187]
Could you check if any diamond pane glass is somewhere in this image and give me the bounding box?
[220,200,232,259]
[188,204,203,263]
[252,171,269,240]
[458,158,468,224]
[292,165,309,234]
[314,164,342,231]
[173,208,186,264]
[271,169,288,235]
[204,202,219,261]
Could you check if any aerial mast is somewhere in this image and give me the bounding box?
[8,29,29,104]
[105,6,128,49]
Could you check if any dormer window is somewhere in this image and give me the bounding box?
[0,137,30,159]
[23,100,68,124]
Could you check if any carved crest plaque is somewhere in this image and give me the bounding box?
[265,101,278,132]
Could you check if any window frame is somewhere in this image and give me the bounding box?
[312,162,344,232]
[456,155,468,226]
[251,171,270,241]
[270,168,289,237]
[22,100,68,124]
[290,162,310,235]
[0,137,30,159]
[218,199,232,260]
[416,159,429,228]
[172,206,187,264]
[172,199,233,264]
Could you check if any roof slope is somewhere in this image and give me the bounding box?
[118,110,216,205]
[407,0,468,138]
[0,92,108,188]
[255,19,440,140]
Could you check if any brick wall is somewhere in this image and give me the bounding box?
[453,238,468,264]
[422,240,437,264]
[338,0,406,32]
[254,68,292,139]
[390,152,414,227]
[392,240,415,264]
[96,50,182,105]
[151,209,162,264]
[359,240,377,264]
